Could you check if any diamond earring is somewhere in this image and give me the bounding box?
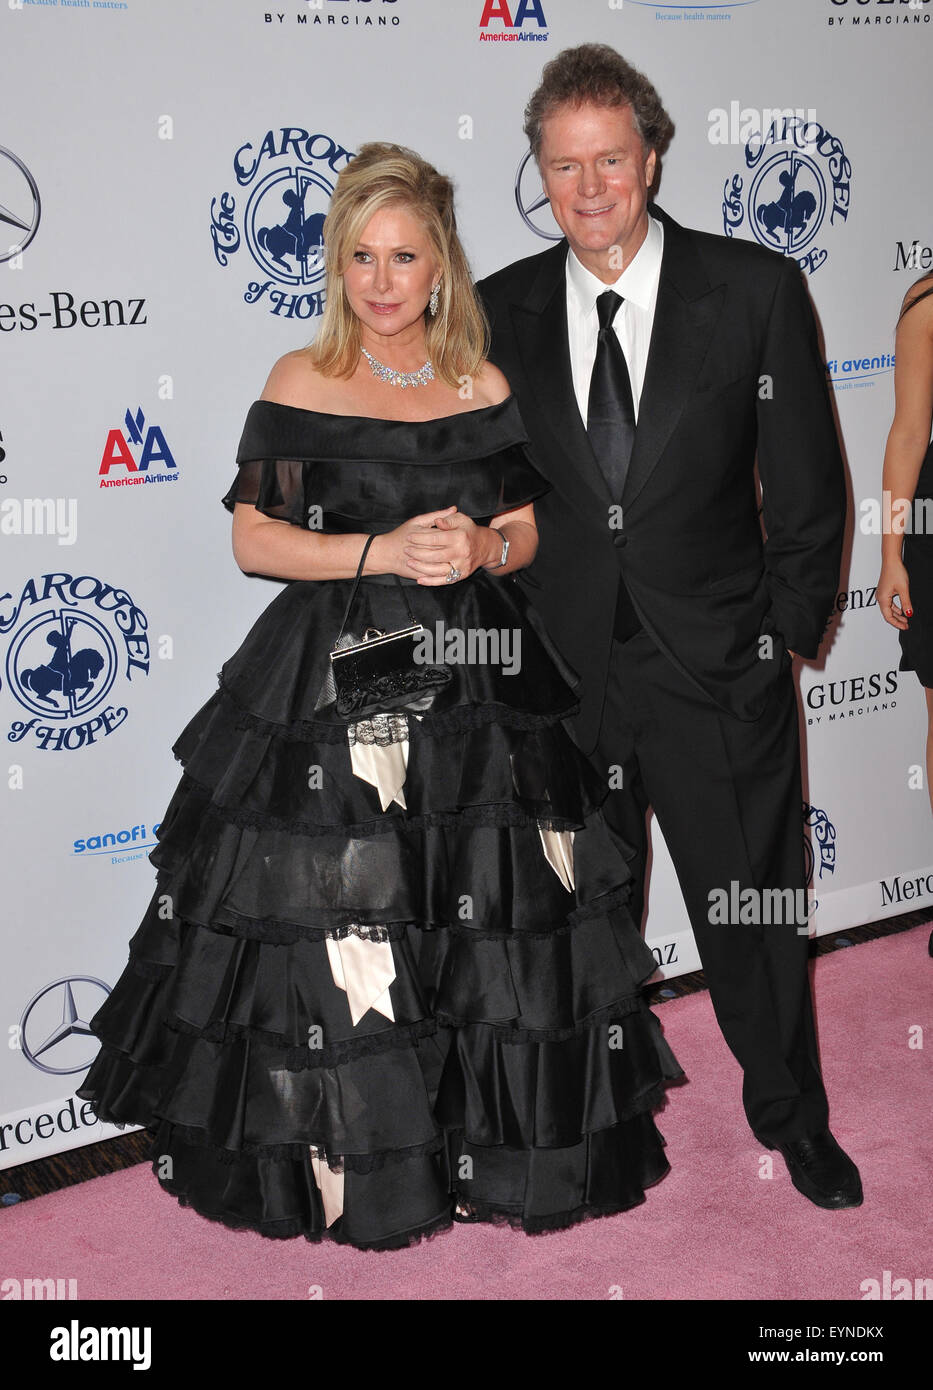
[428,281,440,316]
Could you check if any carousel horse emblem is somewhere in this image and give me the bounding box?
[2,571,150,751]
[209,126,355,320]
[722,111,852,276]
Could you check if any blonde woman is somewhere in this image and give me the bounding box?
[78,144,681,1250]
[879,271,933,809]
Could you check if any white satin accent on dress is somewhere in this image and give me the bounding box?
[309,1145,345,1226]
[325,933,396,1025]
[538,826,575,891]
[349,734,410,811]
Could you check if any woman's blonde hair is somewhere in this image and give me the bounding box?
[306,142,488,388]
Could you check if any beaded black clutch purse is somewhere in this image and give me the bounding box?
[329,534,452,720]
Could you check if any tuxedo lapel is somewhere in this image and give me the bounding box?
[622,205,726,510]
[503,209,726,516]
[508,241,613,511]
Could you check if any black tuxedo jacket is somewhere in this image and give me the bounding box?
[476,202,846,755]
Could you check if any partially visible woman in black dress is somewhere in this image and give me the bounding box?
[878,270,933,813]
[76,142,682,1250]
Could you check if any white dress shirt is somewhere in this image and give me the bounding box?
[565,213,664,427]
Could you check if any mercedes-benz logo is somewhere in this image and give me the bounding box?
[514,148,562,242]
[19,976,110,1075]
[0,146,41,263]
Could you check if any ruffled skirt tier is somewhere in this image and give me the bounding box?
[77,575,682,1249]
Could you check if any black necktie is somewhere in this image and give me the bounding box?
[586,290,636,501]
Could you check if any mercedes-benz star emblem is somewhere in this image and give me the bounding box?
[19,976,110,1076]
[0,146,41,263]
[514,148,562,242]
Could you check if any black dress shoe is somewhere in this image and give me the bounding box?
[758,1130,863,1209]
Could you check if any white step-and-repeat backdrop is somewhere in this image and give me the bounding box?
[2,0,931,1167]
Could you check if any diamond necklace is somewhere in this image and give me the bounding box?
[361,347,435,389]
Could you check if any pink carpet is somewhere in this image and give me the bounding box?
[4,925,931,1300]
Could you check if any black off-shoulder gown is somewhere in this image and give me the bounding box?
[76,396,682,1251]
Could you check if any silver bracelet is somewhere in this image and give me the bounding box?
[487,533,510,570]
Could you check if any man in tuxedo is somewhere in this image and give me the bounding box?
[476,43,861,1208]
